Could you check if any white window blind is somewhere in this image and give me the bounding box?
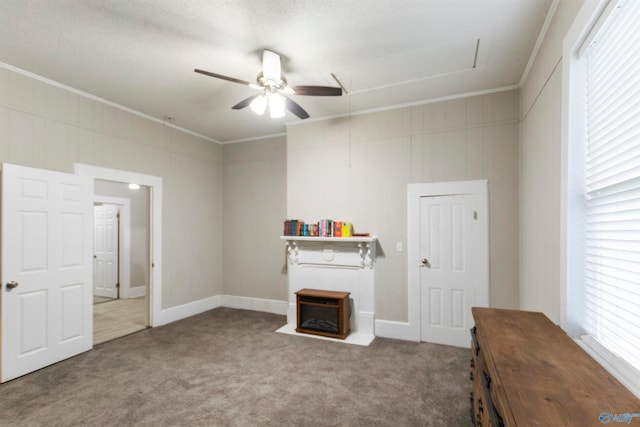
[584,0,640,372]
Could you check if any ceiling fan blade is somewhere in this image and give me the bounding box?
[290,85,342,96]
[284,96,310,119]
[194,69,252,86]
[232,95,260,110]
[262,50,281,82]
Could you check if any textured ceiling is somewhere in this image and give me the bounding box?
[0,0,553,143]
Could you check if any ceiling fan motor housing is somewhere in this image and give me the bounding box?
[257,72,289,91]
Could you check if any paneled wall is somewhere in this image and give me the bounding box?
[222,136,287,301]
[519,0,583,323]
[0,66,223,310]
[287,90,520,322]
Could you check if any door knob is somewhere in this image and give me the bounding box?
[420,258,430,267]
[6,281,18,290]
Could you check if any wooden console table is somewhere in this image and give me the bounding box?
[470,307,639,426]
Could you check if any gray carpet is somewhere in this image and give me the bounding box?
[0,308,470,426]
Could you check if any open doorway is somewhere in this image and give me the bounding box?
[75,163,163,345]
[92,181,149,344]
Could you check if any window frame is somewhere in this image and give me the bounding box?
[561,0,640,397]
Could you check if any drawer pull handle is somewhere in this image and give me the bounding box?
[471,326,481,356]
[484,373,492,389]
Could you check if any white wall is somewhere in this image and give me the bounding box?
[0,0,588,327]
[0,66,223,310]
[287,90,520,323]
[519,0,583,323]
[222,136,287,301]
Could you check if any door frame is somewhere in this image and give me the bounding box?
[407,180,489,341]
[75,164,162,327]
[94,197,132,299]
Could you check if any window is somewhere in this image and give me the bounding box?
[568,0,640,391]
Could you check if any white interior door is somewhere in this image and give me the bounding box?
[420,194,478,347]
[1,163,93,382]
[94,204,119,299]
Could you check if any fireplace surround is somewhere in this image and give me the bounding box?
[279,236,377,345]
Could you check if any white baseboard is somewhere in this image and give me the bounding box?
[121,286,145,299]
[227,297,415,342]
[154,295,287,327]
[221,295,288,316]
[155,295,416,344]
[156,295,221,326]
[375,319,420,342]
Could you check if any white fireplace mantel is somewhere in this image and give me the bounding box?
[280,236,376,269]
[279,236,377,345]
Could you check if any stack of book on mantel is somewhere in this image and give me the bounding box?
[283,219,370,238]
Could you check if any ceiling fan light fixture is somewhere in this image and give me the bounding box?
[249,95,267,115]
[269,93,285,118]
[196,49,341,121]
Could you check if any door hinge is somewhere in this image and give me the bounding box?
[116,282,120,288]
[473,211,478,220]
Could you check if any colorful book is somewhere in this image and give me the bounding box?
[334,221,342,237]
[284,219,353,238]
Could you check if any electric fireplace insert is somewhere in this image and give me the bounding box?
[295,288,351,339]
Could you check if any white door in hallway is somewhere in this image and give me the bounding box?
[419,193,483,347]
[94,204,119,299]
[1,163,93,382]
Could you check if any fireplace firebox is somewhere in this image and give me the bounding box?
[295,289,351,339]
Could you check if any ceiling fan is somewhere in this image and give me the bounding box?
[195,50,342,120]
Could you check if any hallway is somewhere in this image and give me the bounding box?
[94,297,147,344]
